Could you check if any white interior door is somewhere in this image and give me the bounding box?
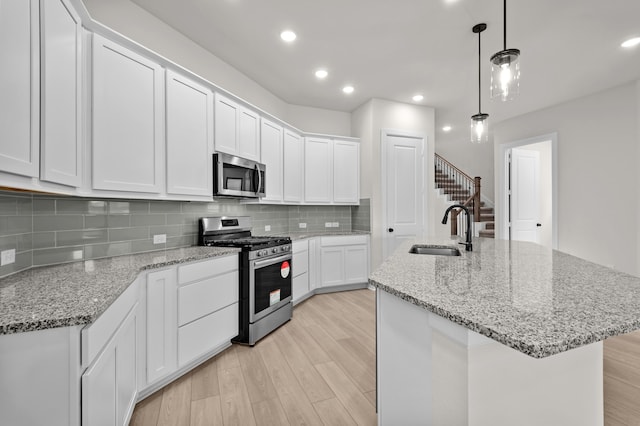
[383,131,424,259]
[510,148,540,243]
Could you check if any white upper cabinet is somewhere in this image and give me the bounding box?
[40,0,82,187]
[214,93,260,161]
[92,34,164,193]
[260,118,284,202]
[304,137,332,203]
[332,139,360,204]
[166,70,213,197]
[0,0,39,178]
[283,129,304,203]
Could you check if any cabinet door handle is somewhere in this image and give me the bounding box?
[536,223,542,227]
[388,228,394,233]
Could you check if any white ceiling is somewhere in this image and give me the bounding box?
[131,0,640,143]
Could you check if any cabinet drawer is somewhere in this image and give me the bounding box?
[178,269,238,326]
[178,303,238,367]
[82,276,140,368]
[320,235,368,247]
[178,255,237,285]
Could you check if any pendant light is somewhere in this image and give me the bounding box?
[490,0,520,101]
[471,23,489,144]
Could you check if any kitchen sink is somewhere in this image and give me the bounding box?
[409,244,461,256]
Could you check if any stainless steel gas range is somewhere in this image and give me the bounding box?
[198,216,292,346]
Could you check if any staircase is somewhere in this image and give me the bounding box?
[434,155,495,238]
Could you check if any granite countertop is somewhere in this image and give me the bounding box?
[0,246,239,335]
[369,237,640,358]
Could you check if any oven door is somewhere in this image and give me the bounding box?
[249,252,292,323]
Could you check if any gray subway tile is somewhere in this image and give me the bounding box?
[167,234,196,249]
[131,214,166,227]
[57,229,109,247]
[0,216,32,235]
[84,242,132,260]
[107,215,131,228]
[108,200,149,214]
[131,239,158,253]
[33,198,56,215]
[0,197,18,215]
[149,201,181,214]
[108,227,149,242]
[33,232,56,249]
[33,246,84,266]
[149,224,183,238]
[33,215,83,232]
[57,199,107,215]
[0,251,31,278]
[85,215,108,229]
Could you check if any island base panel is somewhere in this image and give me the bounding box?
[376,289,604,426]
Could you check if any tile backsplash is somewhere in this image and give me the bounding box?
[0,190,371,278]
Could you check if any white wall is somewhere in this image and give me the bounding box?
[436,134,495,202]
[284,104,351,136]
[494,82,640,276]
[353,99,436,270]
[81,0,352,137]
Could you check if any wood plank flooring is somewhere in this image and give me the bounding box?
[129,289,377,426]
[130,288,640,425]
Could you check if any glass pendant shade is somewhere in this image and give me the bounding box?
[470,113,489,144]
[490,49,520,101]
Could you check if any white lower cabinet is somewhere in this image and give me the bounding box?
[145,268,177,386]
[319,235,370,288]
[81,279,140,426]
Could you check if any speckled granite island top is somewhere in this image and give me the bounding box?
[369,238,640,358]
[0,247,239,335]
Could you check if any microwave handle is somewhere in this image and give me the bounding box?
[255,164,262,195]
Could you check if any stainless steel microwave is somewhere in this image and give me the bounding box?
[213,153,266,198]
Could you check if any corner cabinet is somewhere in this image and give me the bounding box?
[91,33,164,194]
[214,93,260,161]
[304,137,360,205]
[319,235,370,289]
[166,70,214,197]
[0,0,39,178]
[40,0,83,187]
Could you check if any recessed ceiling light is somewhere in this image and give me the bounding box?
[412,94,424,102]
[315,69,328,79]
[280,30,297,42]
[342,85,354,94]
[621,37,640,48]
[442,126,452,132]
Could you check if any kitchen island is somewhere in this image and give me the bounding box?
[369,238,640,425]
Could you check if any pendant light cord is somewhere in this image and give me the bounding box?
[478,28,482,113]
[503,0,507,50]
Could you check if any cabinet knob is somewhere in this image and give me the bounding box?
[388,228,394,233]
[536,223,542,227]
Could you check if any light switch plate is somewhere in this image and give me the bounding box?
[325,222,332,228]
[265,225,271,232]
[153,234,166,244]
[1,249,16,266]
[332,222,339,228]
[299,223,307,229]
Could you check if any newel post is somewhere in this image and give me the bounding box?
[473,176,481,219]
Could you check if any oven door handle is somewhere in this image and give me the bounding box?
[253,253,291,269]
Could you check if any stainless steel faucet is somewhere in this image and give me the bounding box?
[441,204,473,251]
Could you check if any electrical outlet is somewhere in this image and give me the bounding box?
[265,225,271,232]
[153,234,166,244]
[325,222,332,228]
[299,222,307,229]
[1,249,15,266]
[332,222,340,228]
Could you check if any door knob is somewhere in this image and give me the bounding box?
[388,228,394,232]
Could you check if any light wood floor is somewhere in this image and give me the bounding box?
[130,288,640,425]
[129,289,377,426]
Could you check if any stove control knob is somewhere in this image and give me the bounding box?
[272,247,278,254]
[258,250,265,257]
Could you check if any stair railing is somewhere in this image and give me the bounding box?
[434,154,481,236]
